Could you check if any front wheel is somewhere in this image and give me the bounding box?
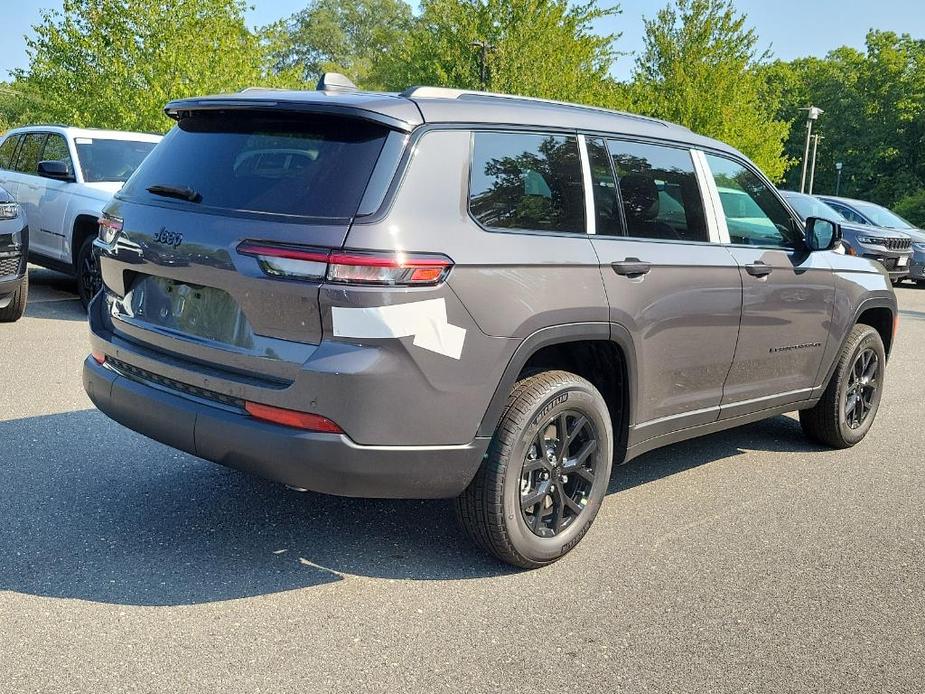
[455,370,613,569]
[799,324,886,448]
[0,271,28,322]
[76,236,101,310]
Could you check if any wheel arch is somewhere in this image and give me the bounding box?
[70,213,100,270]
[477,323,638,464]
[814,296,897,400]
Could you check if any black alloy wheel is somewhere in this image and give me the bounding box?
[520,411,599,537]
[844,348,879,430]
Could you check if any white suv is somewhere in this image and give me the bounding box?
[0,126,162,306]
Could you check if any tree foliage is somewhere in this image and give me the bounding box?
[378,0,624,105]
[16,0,270,133]
[769,31,925,206]
[262,0,413,90]
[628,0,791,180]
[894,189,925,228]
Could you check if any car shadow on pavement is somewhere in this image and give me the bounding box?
[23,267,86,322]
[0,408,825,607]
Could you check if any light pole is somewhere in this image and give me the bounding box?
[471,40,495,91]
[835,162,843,196]
[808,134,823,195]
[799,106,824,193]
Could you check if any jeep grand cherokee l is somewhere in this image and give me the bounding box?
[83,76,897,569]
[0,126,162,307]
[781,190,912,283]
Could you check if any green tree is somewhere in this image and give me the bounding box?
[17,0,270,133]
[379,0,624,106]
[769,32,925,204]
[894,189,925,227]
[629,0,792,181]
[262,0,413,90]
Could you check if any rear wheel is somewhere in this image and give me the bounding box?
[455,370,613,569]
[799,324,885,448]
[76,236,101,309]
[0,271,28,322]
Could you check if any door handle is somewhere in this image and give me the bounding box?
[745,261,773,277]
[612,258,651,277]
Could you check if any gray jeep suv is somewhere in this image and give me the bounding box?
[83,78,897,568]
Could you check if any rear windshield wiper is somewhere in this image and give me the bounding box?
[146,184,202,203]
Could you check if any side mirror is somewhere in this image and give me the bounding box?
[37,160,74,181]
[805,216,842,251]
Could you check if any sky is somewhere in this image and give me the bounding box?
[2,0,924,82]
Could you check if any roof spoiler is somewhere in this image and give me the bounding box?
[316,73,358,93]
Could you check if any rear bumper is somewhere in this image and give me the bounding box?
[82,356,489,499]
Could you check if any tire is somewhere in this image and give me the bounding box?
[76,235,101,310]
[916,280,925,288]
[455,370,613,569]
[799,324,885,448]
[0,270,28,322]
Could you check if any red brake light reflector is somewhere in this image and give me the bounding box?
[98,214,123,244]
[245,401,344,434]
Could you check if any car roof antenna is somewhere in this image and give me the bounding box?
[316,73,358,93]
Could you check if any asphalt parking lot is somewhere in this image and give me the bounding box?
[1,267,923,693]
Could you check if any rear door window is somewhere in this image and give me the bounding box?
[469,131,586,234]
[607,140,708,242]
[13,133,48,174]
[0,135,21,170]
[120,113,390,220]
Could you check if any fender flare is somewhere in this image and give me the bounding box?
[814,296,896,398]
[477,321,638,438]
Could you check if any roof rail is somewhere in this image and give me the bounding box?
[9,123,72,130]
[400,86,673,128]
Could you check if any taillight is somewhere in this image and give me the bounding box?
[91,351,106,365]
[237,241,452,286]
[245,401,344,434]
[98,214,123,244]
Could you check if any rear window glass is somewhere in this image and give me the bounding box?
[121,114,389,219]
[469,131,585,234]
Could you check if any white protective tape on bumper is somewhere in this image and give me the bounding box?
[331,298,467,360]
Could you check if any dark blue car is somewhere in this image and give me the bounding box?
[0,184,28,322]
[817,195,925,285]
[782,191,912,284]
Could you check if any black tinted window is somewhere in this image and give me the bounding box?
[0,135,20,170]
[705,154,800,248]
[469,131,585,233]
[14,133,47,174]
[121,114,389,219]
[607,140,708,242]
[586,138,623,236]
[41,134,75,177]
